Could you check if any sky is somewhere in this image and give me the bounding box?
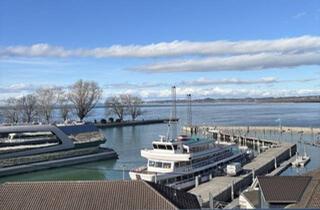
[0,0,320,100]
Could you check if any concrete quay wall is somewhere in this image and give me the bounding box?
[0,148,118,177]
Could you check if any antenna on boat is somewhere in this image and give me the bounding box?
[166,86,178,140]
[187,94,192,128]
[171,86,177,121]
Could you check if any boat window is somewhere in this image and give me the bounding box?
[157,144,166,149]
[153,144,158,149]
[163,163,171,169]
[160,180,167,185]
[168,178,175,184]
[149,161,155,167]
[166,145,173,150]
[176,176,181,181]
[155,162,162,168]
[173,145,177,150]
[175,162,179,167]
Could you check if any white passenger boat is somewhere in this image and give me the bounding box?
[129,135,245,190]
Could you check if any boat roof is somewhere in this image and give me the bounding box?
[154,136,212,146]
[57,123,99,135]
[181,137,212,146]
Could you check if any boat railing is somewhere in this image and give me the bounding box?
[167,176,195,187]
[188,153,233,170]
[131,166,148,173]
[0,136,57,143]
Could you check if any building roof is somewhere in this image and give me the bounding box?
[257,176,311,203]
[146,182,200,209]
[242,190,260,208]
[0,180,200,210]
[290,169,320,209]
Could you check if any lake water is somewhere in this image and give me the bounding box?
[0,103,319,183]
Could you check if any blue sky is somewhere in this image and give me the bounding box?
[0,0,320,99]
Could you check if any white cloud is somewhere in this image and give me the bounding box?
[105,82,166,89]
[179,77,316,86]
[1,36,320,58]
[101,86,320,100]
[134,52,320,72]
[0,83,66,99]
[292,12,307,19]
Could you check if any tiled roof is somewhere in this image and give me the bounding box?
[258,176,311,203]
[290,169,320,208]
[0,180,200,210]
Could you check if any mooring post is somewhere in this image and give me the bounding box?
[290,147,292,157]
[195,175,199,187]
[209,192,213,209]
[197,195,203,208]
[274,157,277,169]
[231,181,234,200]
[209,173,213,180]
[252,169,255,183]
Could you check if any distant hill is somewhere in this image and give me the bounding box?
[148,95,320,104]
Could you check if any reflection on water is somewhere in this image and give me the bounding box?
[0,103,319,183]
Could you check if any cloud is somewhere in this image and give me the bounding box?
[0,83,66,98]
[105,82,166,89]
[133,52,320,72]
[102,86,320,100]
[0,83,36,93]
[179,77,316,86]
[105,77,317,90]
[1,36,320,58]
[292,12,307,19]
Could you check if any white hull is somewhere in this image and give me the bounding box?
[292,156,310,167]
[130,152,245,190]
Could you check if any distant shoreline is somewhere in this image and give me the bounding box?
[0,95,319,109]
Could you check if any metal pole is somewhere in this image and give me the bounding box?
[252,169,255,183]
[170,86,177,139]
[187,94,192,128]
[231,181,234,200]
[122,165,125,180]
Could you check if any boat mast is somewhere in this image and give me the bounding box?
[167,86,177,140]
[187,94,192,128]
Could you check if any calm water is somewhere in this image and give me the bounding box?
[0,103,319,183]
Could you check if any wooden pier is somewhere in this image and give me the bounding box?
[186,125,297,208]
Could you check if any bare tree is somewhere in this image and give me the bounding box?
[58,92,71,122]
[19,94,38,123]
[105,95,126,121]
[122,94,144,121]
[35,87,60,123]
[1,97,21,124]
[68,80,102,121]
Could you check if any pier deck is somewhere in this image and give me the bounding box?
[267,155,296,176]
[189,176,244,204]
[243,143,294,175]
[189,141,296,207]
